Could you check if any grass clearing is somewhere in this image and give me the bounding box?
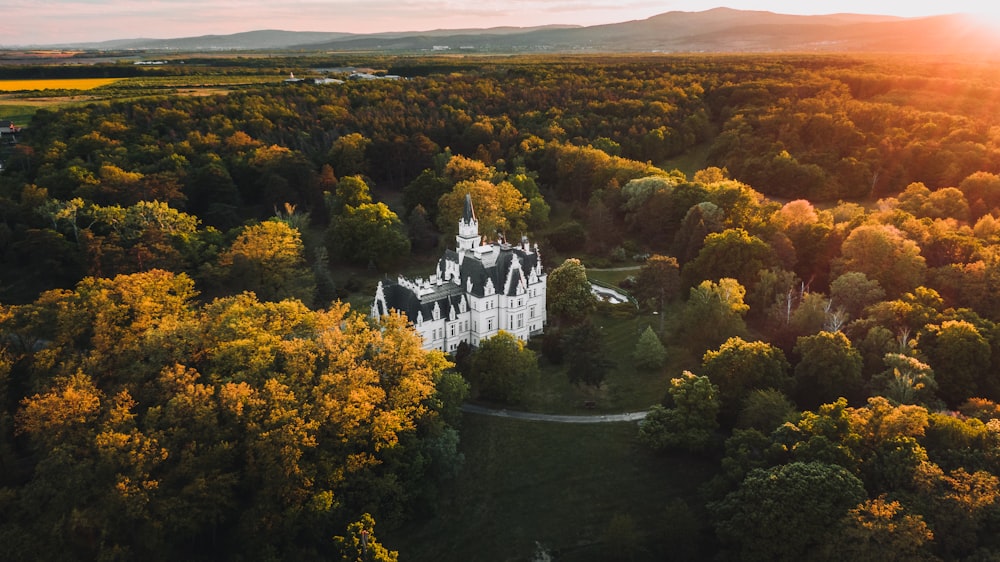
[661,137,715,178]
[0,103,41,124]
[388,414,716,561]
[587,267,639,287]
[518,308,679,415]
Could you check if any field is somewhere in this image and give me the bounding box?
[0,78,121,91]
[0,74,287,125]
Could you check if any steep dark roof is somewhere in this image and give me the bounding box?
[462,193,476,223]
[381,278,465,323]
[455,245,538,298]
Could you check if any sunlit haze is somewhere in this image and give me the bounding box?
[4,0,998,46]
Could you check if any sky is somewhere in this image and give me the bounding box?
[5,0,998,46]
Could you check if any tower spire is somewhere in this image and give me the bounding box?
[462,193,476,223]
[456,193,481,250]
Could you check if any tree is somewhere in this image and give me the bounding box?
[678,278,749,353]
[870,353,938,406]
[916,320,992,408]
[736,388,799,432]
[793,331,864,409]
[327,202,411,269]
[328,175,373,215]
[958,171,1000,219]
[403,169,451,220]
[633,326,666,371]
[671,202,724,264]
[217,220,315,303]
[436,179,528,239]
[469,331,538,403]
[632,254,680,313]
[406,204,439,254]
[4,262,463,559]
[701,337,791,424]
[830,272,885,320]
[711,462,867,562]
[562,320,615,388]
[332,513,399,562]
[638,371,720,452]
[682,228,777,288]
[547,258,597,326]
[328,133,371,177]
[832,496,934,562]
[835,224,926,298]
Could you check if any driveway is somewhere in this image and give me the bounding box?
[460,403,648,423]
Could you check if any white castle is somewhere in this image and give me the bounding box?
[372,194,547,352]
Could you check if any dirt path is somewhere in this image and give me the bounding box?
[460,403,649,423]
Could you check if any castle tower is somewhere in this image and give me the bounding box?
[456,193,481,251]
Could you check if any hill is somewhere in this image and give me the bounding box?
[33,8,1000,55]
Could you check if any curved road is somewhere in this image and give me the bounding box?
[460,403,649,423]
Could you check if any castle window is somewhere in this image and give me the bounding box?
[530,305,536,318]
[488,318,493,331]
[517,313,524,329]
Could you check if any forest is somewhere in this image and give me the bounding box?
[4,53,1000,559]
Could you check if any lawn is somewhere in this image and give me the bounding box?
[586,267,640,287]
[660,133,717,179]
[0,103,39,126]
[387,414,717,561]
[519,309,670,414]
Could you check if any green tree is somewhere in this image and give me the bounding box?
[402,169,451,220]
[793,331,864,409]
[547,258,597,326]
[327,202,411,269]
[916,320,991,408]
[469,331,538,403]
[711,461,867,562]
[870,353,938,406]
[671,202,724,264]
[638,372,719,453]
[633,326,667,371]
[632,254,681,313]
[736,388,799,432]
[563,320,615,388]
[328,133,371,177]
[678,278,749,353]
[830,272,885,320]
[701,336,791,424]
[329,175,373,215]
[835,224,926,298]
[683,228,777,288]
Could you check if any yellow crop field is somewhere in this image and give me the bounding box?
[0,78,120,91]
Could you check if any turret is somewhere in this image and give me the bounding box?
[456,193,481,251]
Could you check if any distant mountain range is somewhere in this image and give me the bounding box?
[34,8,1000,55]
